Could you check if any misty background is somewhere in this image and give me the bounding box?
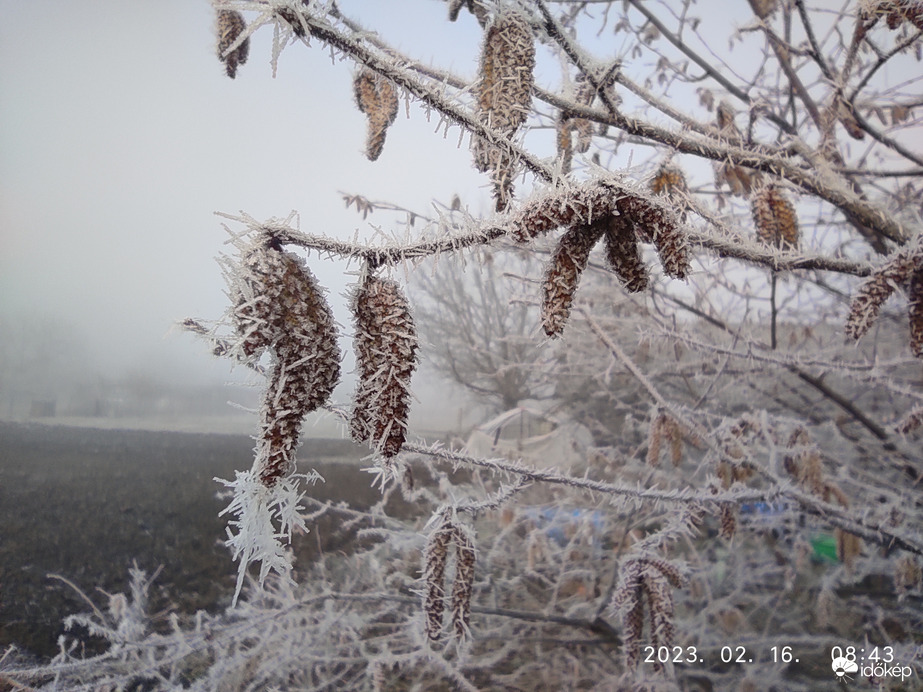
[0,1,508,436]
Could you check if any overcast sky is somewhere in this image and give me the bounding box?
[0,1,495,390]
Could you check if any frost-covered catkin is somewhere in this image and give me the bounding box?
[751,185,799,249]
[867,0,923,31]
[610,559,644,669]
[604,214,649,293]
[231,241,341,486]
[610,559,685,671]
[423,515,455,641]
[351,274,418,457]
[845,246,921,342]
[555,75,597,173]
[650,165,687,197]
[714,102,754,195]
[510,182,617,242]
[615,195,689,279]
[451,525,476,640]
[894,555,922,597]
[542,221,607,337]
[473,10,535,210]
[216,10,249,79]
[835,528,862,570]
[908,268,923,357]
[353,69,399,161]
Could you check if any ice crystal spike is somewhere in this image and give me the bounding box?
[216,10,249,79]
[751,185,799,249]
[231,241,341,487]
[542,221,606,337]
[350,274,418,457]
[354,69,399,161]
[472,9,535,210]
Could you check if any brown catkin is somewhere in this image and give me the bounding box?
[216,10,249,79]
[615,195,689,279]
[835,528,862,570]
[644,569,676,652]
[473,10,535,210]
[894,405,923,434]
[610,560,644,669]
[650,165,688,196]
[423,516,454,641]
[351,274,418,457]
[610,559,684,671]
[895,555,922,596]
[603,214,649,293]
[555,115,575,174]
[751,185,799,249]
[646,413,665,467]
[231,241,341,486]
[451,526,477,639]
[845,246,921,341]
[354,69,399,161]
[542,221,607,337]
[908,268,923,357]
[751,0,778,18]
[714,102,756,195]
[870,0,923,31]
[510,181,618,242]
[555,75,598,172]
[719,504,737,540]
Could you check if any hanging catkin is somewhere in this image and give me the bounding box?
[422,514,454,641]
[354,69,400,161]
[231,239,341,486]
[909,268,923,358]
[650,164,688,196]
[603,214,649,293]
[216,10,250,79]
[614,195,689,279]
[351,274,418,457]
[751,185,799,249]
[610,558,686,671]
[542,221,607,337]
[846,241,923,343]
[473,10,535,210]
[451,525,477,640]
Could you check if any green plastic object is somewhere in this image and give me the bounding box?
[811,533,839,563]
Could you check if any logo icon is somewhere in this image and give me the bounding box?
[832,656,858,681]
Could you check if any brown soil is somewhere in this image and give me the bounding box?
[0,421,414,659]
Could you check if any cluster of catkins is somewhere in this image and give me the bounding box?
[423,512,477,642]
[610,557,687,671]
[503,180,689,337]
[709,104,801,249]
[555,74,604,175]
[846,237,923,358]
[863,0,923,31]
[224,238,418,487]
